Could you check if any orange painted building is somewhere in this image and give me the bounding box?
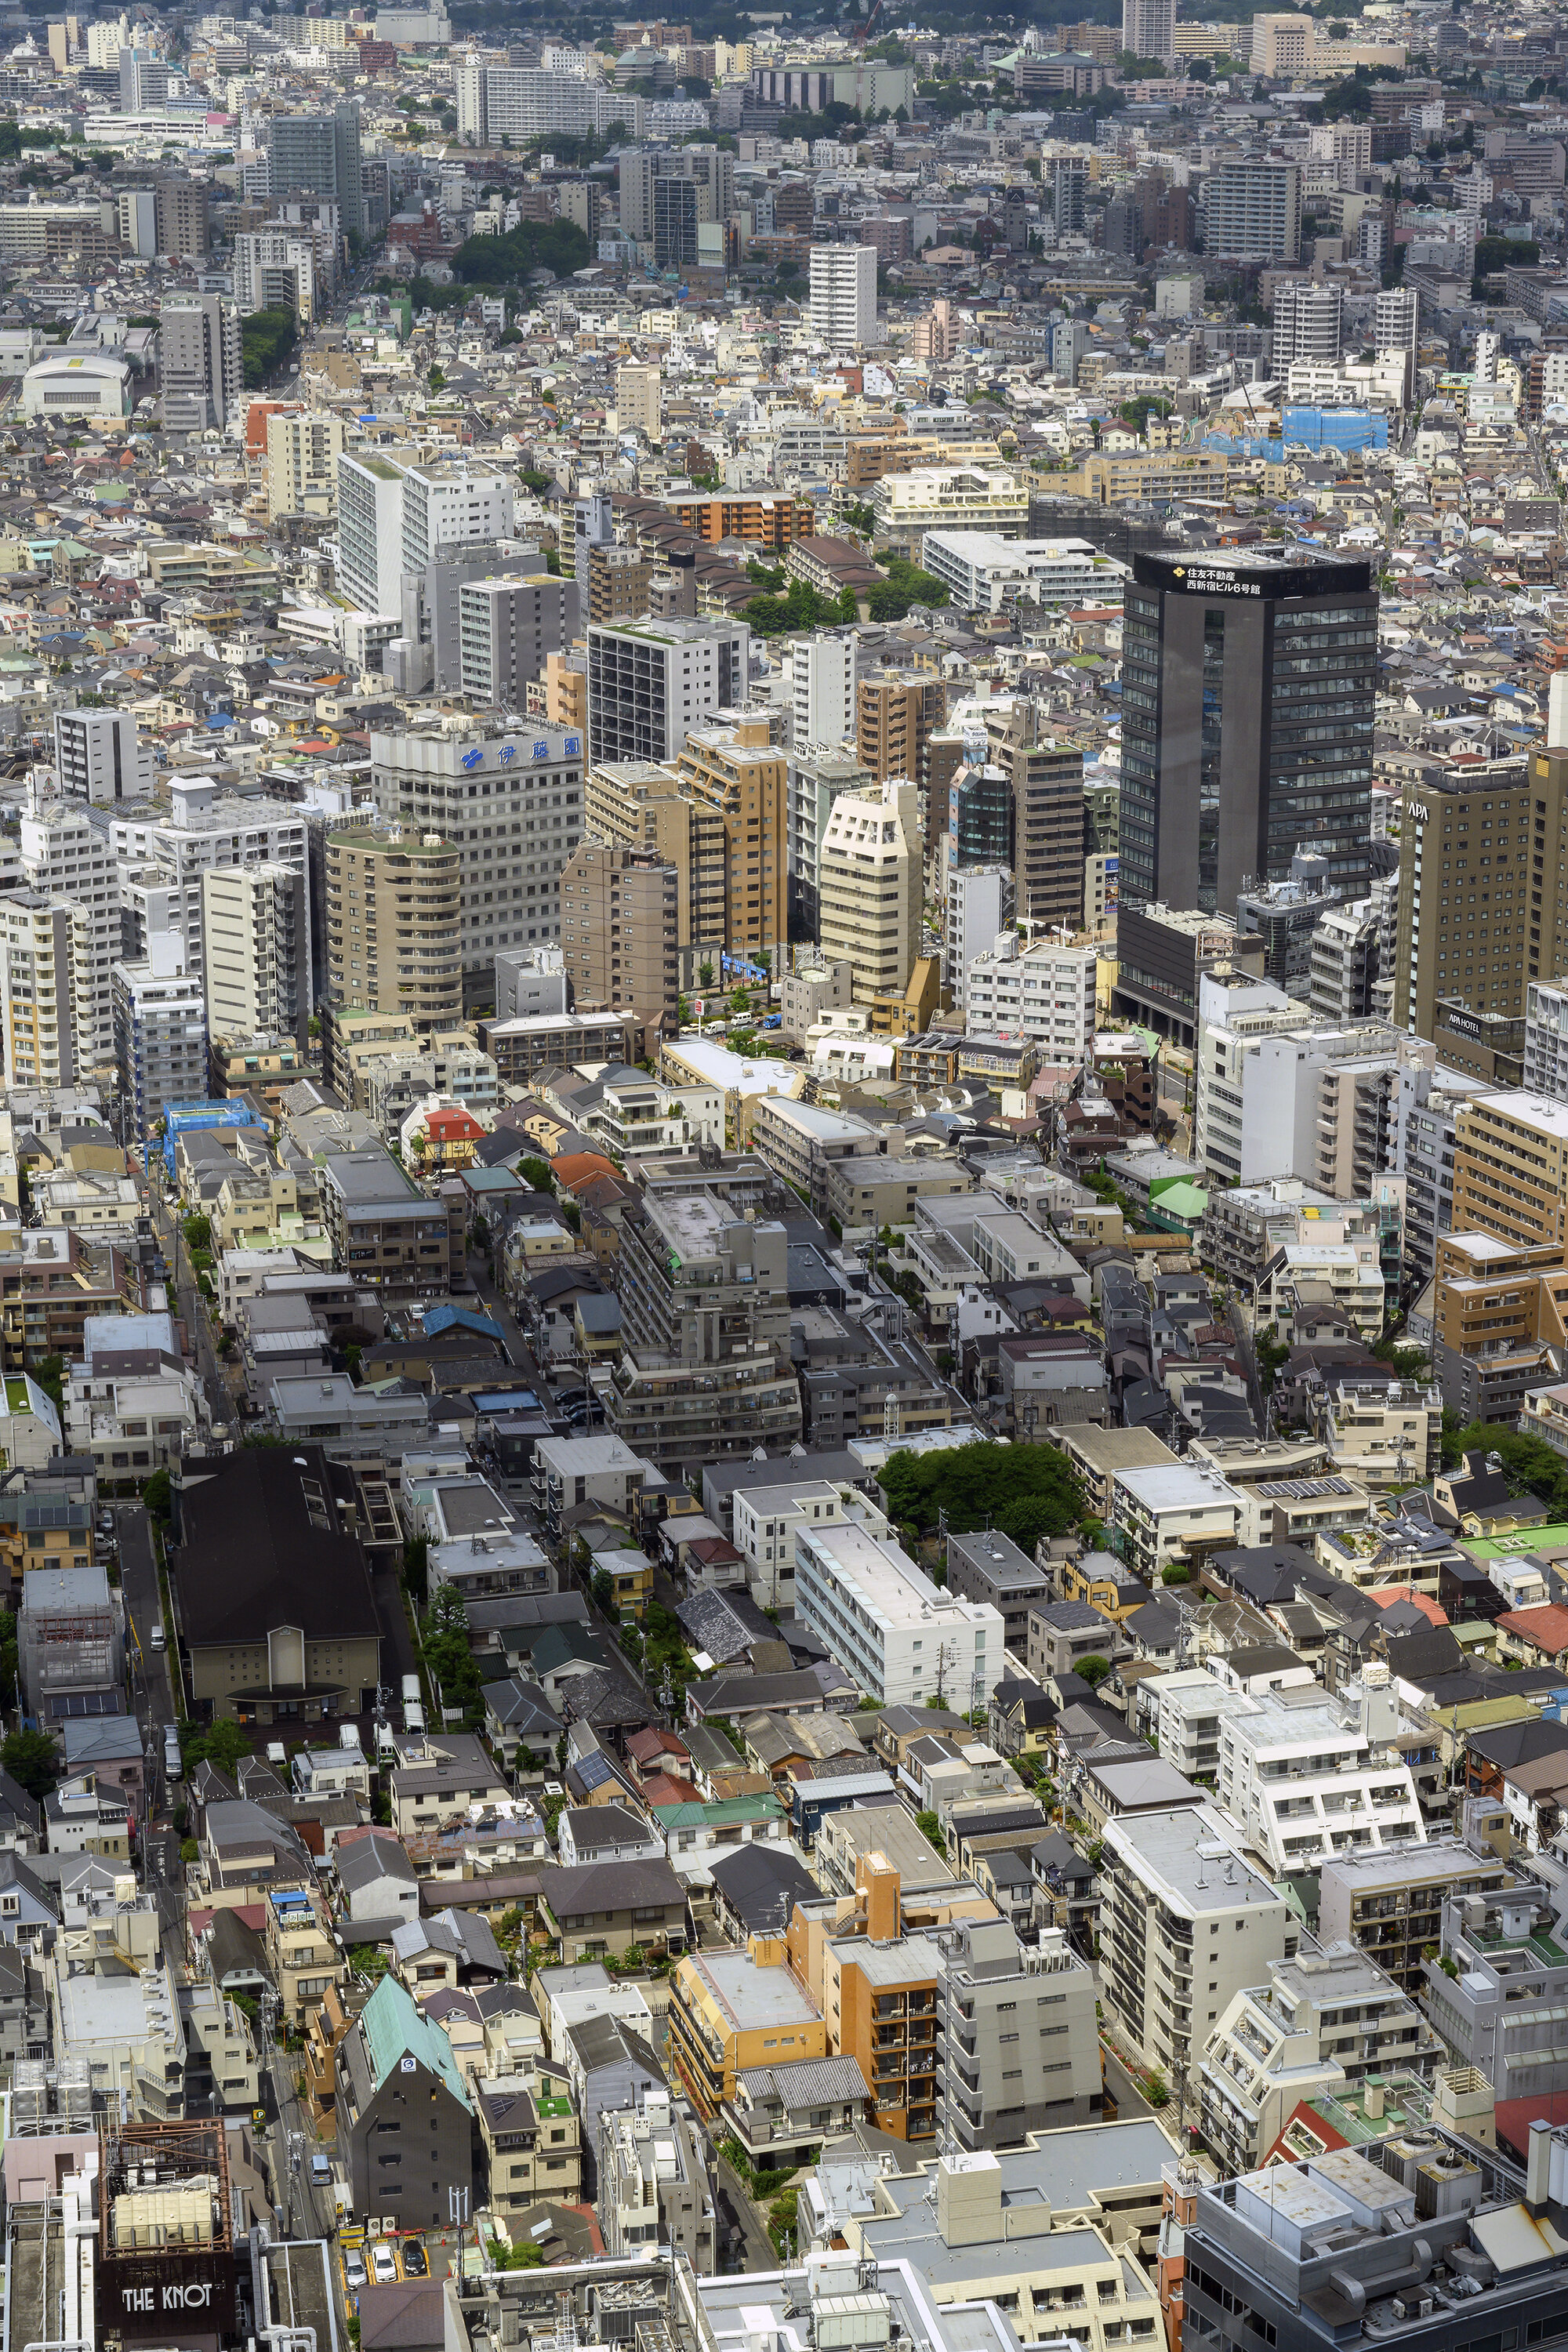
[245,399,301,456]
[666,492,815,551]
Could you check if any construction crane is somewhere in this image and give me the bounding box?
[855,0,884,47]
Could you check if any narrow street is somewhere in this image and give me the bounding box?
[712,2146,782,2273]
[150,1189,233,1430]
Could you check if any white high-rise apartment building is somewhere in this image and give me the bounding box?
[453,63,644,144]
[336,451,406,617]
[1122,0,1175,64]
[113,937,209,1137]
[1270,279,1343,373]
[790,631,857,752]
[110,781,310,991]
[53,710,153,807]
[0,895,106,1090]
[818,777,922,1006]
[1203,161,1301,263]
[232,230,316,321]
[158,294,241,434]
[1374,284,1419,354]
[20,801,117,1065]
[336,451,516,619]
[201,864,310,1044]
[808,245,877,349]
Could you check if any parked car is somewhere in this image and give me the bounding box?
[345,2252,367,2291]
[370,2245,397,2284]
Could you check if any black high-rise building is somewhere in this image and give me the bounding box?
[1119,550,1376,915]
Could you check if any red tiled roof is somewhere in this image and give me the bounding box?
[1497,1603,1568,1655]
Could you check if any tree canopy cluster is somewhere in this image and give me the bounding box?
[239,307,298,388]
[881,1441,1084,1555]
[868,554,949,622]
[742,576,858,636]
[1440,1421,1568,1515]
[452,216,590,285]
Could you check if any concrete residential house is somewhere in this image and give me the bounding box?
[597,2087,717,2270]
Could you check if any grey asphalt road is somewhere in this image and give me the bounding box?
[150,1190,232,1428]
[712,2147,782,2273]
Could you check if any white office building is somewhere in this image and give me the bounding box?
[53,710,152,807]
[962,934,1099,1062]
[808,245,877,349]
[920,533,1118,615]
[112,938,209,1137]
[369,715,584,1003]
[586,616,750,768]
[336,450,515,625]
[945,866,1014,1022]
[794,1520,1004,1709]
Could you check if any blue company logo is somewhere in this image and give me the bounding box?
[458,733,581,768]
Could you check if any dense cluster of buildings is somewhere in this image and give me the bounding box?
[9,3,1568,2352]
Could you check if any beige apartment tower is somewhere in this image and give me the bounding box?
[324,826,462,1030]
[673,713,787,965]
[267,411,348,521]
[1395,746,1568,1080]
[615,363,662,438]
[818,777,922,1005]
[201,862,309,1046]
[561,840,680,1030]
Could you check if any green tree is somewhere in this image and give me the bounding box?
[916,1808,944,1852]
[142,1467,172,1522]
[1,1730,57,1799]
[181,1719,252,1777]
[422,1584,483,1724]
[32,1354,64,1413]
[519,1155,555,1193]
[238,307,299,388]
[451,216,590,286]
[1077,1655,1112,1689]
[879,1443,1083,1549]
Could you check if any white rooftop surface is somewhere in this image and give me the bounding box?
[803,1521,999,1632]
[1475,1091,1568,1139]
[688,1947,822,2031]
[667,1035,806,1096]
[1112,1464,1243,1512]
[1106,1802,1283,1913]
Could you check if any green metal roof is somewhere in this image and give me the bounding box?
[360,1973,471,2110]
[650,1795,783,1827]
